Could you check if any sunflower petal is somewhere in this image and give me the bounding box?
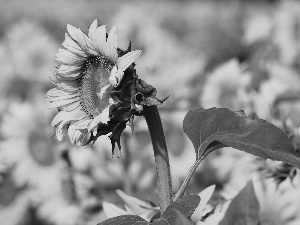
[105,26,118,62]
[56,125,68,141]
[57,64,83,79]
[88,106,110,132]
[51,111,69,127]
[95,25,107,55]
[62,34,88,57]
[97,84,111,100]
[59,101,81,112]
[76,29,98,55]
[53,79,80,93]
[67,24,79,40]
[56,48,85,65]
[117,50,142,71]
[68,122,85,145]
[88,20,98,44]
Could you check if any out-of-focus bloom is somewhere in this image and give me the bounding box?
[0,191,32,225]
[46,20,164,151]
[37,197,81,225]
[113,5,205,109]
[0,20,57,101]
[103,189,159,221]
[0,101,61,197]
[250,63,300,120]
[253,175,300,225]
[243,13,273,45]
[274,1,300,66]
[191,185,227,225]
[200,59,251,112]
[210,148,260,199]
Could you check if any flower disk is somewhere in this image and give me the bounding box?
[45,20,142,149]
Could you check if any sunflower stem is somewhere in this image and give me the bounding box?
[173,156,204,201]
[143,106,172,213]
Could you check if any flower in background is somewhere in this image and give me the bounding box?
[200,59,251,112]
[46,20,164,151]
[0,20,58,101]
[103,189,159,221]
[273,1,300,66]
[191,185,227,225]
[250,63,300,120]
[0,100,62,198]
[210,148,260,199]
[112,4,205,109]
[253,175,300,225]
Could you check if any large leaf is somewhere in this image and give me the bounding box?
[161,195,200,224]
[173,210,193,225]
[151,218,169,225]
[183,108,300,168]
[219,181,259,225]
[97,215,147,225]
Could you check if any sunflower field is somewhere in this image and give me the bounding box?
[1,0,300,225]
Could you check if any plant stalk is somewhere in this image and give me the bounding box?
[174,156,204,201]
[143,105,172,213]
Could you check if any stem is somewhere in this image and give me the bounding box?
[143,106,172,212]
[174,156,204,201]
[122,132,132,195]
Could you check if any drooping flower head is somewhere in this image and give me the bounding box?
[46,20,164,152]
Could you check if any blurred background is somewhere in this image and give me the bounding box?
[1,0,300,224]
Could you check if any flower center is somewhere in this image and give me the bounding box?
[79,56,114,118]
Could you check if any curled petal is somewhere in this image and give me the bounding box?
[88,106,110,132]
[97,84,111,100]
[109,66,124,87]
[117,50,142,71]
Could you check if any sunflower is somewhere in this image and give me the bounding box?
[45,20,144,148]
[0,101,62,198]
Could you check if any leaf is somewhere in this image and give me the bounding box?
[173,210,193,225]
[97,215,147,225]
[161,195,200,224]
[151,218,169,225]
[219,181,259,225]
[183,108,300,168]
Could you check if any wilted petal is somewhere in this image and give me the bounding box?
[88,106,110,132]
[98,84,111,100]
[56,125,68,141]
[117,50,142,71]
[68,122,85,145]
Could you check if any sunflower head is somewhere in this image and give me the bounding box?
[46,20,166,154]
